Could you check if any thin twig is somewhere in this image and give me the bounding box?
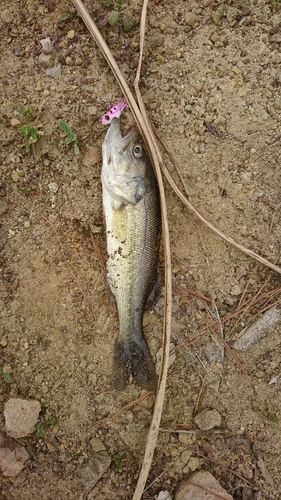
[93,391,151,427]
[143,461,174,494]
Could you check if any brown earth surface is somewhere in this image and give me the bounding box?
[1,0,281,499]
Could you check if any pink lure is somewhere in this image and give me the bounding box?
[101,100,128,125]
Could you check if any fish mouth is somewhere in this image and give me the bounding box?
[104,117,137,154]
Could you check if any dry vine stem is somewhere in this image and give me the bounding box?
[71,1,172,499]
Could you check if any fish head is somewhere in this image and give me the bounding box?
[102,118,154,205]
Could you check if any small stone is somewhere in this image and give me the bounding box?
[39,38,57,68]
[179,432,196,445]
[43,89,50,97]
[0,200,8,214]
[274,101,281,110]
[46,442,55,452]
[66,29,75,39]
[212,8,224,25]
[4,398,41,438]
[77,450,111,491]
[65,56,72,65]
[188,457,200,471]
[40,37,54,55]
[1,9,13,23]
[231,66,241,75]
[193,83,202,92]
[90,437,107,453]
[179,450,192,464]
[230,284,241,296]
[175,471,233,500]
[210,33,219,43]
[39,53,56,69]
[14,47,22,57]
[184,12,196,27]
[11,171,20,182]
[194,409,221,431]
[45,64,61,78]
[0,433,29,477]
[155,492,173,500]
[48,182,59,194]
[10,118,21,127]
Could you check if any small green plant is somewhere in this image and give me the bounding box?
[99,0,134,32]
[58,119,80,154]
[108,10,119,26]
[122,14,134,32]
[268,413,278,429]
[3,372,12,383]
[114,0,125,11]
[37,417,56,437]
[19,125,44,152]
[99,0,112,6]
[14,104,37,123]
[13,104,44,152]
[114,453,122,470]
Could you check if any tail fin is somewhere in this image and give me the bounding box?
[113,340,157,391]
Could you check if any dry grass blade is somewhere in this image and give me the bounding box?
[71,2,172,499]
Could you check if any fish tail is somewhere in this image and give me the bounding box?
[113,339,157,391]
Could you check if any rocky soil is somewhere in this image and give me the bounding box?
[1,0,281,499]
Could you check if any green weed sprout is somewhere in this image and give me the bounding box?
[58,119,80,154]
[20,125,44,152]
[37,417,56,437]
[108,11,119,26]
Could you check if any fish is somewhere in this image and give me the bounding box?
[101,117,161,390]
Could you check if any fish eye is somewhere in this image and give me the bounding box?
[133,144,144,158]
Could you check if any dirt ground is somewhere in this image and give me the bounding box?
[1,0,281,498]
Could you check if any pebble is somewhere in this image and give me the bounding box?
[0,433,29,477]
[179,432,196,446]
[4,398,41,438]
[90,437,107,453]
[66,29,75,39]
[179,450,192,465]
[231,66,241,75]
[10,118,21,127]
[155,492,173,500]
[188,457,200,471]
[184,12,196,27]
[48,182,59,194]
[212,8,224,25]
[77,449,111,491]
[194,409,221,431]
[230,284,241,296]
[45,64,61,78]
[1,9,13,23]
[39,38,57,68]
[175,471,233,500]
[0,200,8,214]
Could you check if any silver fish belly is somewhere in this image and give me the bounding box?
[102,118,160,390]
